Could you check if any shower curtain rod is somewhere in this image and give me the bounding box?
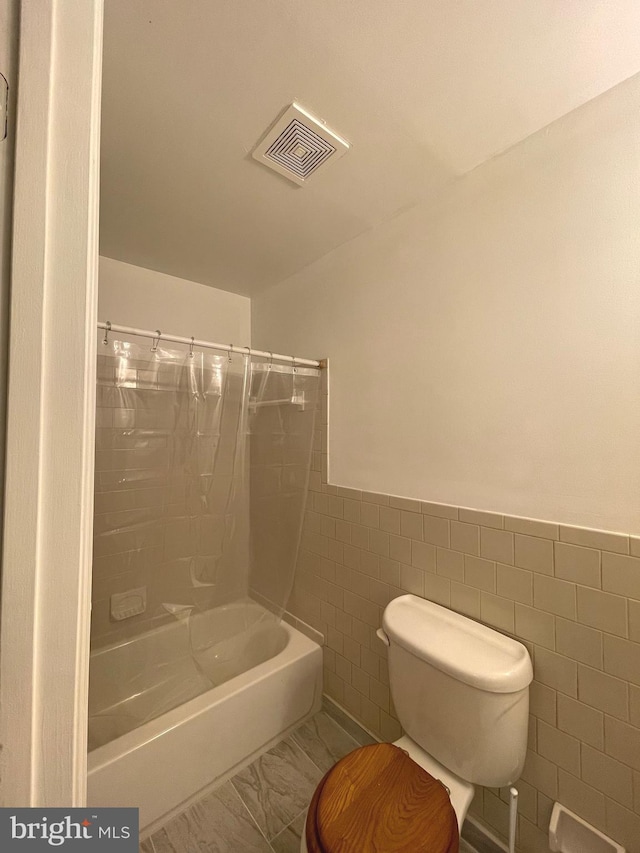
[97,321,323,369]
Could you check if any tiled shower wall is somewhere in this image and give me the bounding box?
[287,377,640,853]
[92,352,248,648]
[93,354,176,647]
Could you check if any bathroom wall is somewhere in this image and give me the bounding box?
[294,400,640,852]
[99,256,251,343]
[253,71,640,535]
[252,74,640,852]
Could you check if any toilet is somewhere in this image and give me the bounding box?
[302,594,533,853]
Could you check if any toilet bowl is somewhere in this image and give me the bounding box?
[300,595,533,853]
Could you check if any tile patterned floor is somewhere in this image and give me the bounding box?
[140,711,362,853]
[140,710,479,853]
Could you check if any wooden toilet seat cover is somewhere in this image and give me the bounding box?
[305,742,459,853]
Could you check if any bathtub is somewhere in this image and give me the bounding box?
[87,601,322,830]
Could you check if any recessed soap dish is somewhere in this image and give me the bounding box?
[110,587,147,621]
[549,803,625,853]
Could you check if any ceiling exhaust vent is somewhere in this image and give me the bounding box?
[252,103,349,186]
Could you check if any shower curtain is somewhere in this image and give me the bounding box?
[90,334,319,741]
[248,358,320,616]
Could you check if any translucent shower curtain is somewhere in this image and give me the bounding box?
[90,337,248,745]
[90,334,320,747]
[93,337,248,627]
[248,359,320,617]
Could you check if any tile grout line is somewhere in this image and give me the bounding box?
[272,717,362,846]
[269,805,309,851]
[227,733,325,847]
[228,776,277,852]
[289,731,328,778]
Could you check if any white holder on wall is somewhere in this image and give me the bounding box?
[110,587,147,621]
[549,803,625,853]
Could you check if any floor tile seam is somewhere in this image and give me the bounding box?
[147,828,166,851]
[287,732,329,778]
[278,805,308,836]
[326,721,361,752]
[269,805,308,849]
[228,776,275,850]
[230,735,322,842]
[291,713,361,770]
[290,730,327,776]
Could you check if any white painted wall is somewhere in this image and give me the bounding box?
[253,73,640,534]
[99,256,251,344]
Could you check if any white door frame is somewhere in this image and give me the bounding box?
[0,0,103,806]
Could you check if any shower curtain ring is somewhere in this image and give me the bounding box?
[292,356,298,374]
[102,320,111,346]
[268,352,273,370]
[244,346,251,361]
[151,330,161,352]
[189,336,195,359]
[228,345,233,363]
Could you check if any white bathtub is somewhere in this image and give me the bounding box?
[87,601,322,830]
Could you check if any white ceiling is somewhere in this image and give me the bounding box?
[100,1,640,296]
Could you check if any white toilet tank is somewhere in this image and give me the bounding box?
[382,595,533,788]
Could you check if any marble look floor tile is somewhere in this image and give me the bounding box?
[140,840,155,853]
[292,711,360,773]
[150,781,271,853]
[231,737,322,841]
[270,811,306,853]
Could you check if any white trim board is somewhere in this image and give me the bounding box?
[0,0,103,806]
[0,0,18,541]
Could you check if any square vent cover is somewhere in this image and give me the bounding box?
[252,102,349,186]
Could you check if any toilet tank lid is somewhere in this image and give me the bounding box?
[383,595,533,693]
